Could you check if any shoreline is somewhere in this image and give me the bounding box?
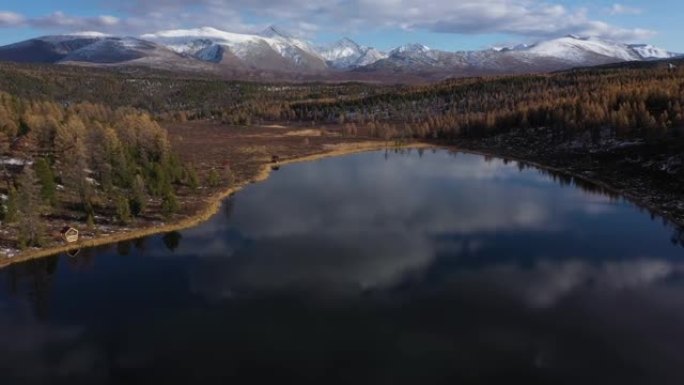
[449,143,684,232]
[0,141,430,269]
[2,139,681,269]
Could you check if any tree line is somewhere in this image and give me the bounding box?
[285,66,684,143]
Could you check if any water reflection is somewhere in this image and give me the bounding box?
[162,231,182,252]
[0,149,683,384]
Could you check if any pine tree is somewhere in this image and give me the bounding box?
[0,195,5,222]
[186,165,200,191]
[34,158,56,207]
[207,168,221,187]
[130,174,147,216]
[115,194,132,225]
[161,191,179,219]
[5,185,18,223]
[17,166,43,248]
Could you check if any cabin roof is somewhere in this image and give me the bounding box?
[61,226,78,234]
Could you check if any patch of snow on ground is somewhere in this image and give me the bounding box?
[1,248,18,258]
[0,158,32,166]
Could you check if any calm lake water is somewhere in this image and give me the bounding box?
[1,149,683,384]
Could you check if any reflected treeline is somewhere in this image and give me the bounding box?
[109,237,148,257]
[223,198,235,221]
[447,148,623,199]
[2,256,59,319]
[162,232,182,252]
[383,147,431,161]
[671,228,684,248]
[443,149,684,237]
[0,246,106,318]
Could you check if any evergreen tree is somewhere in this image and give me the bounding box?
[5,185,18,223]
[161,191,179,219]
[207,168,221,187]
[115,194,132,225]
[130,174,147,216]
[17,166,43,248]
[186,165,200,191]
[34,158,56,206]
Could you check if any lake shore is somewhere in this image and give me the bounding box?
[4,123,683,269]
[453,133,684,236]
[0,139,431,269]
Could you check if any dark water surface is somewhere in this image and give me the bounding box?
[1,149,684,384]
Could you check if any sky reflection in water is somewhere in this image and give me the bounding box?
[1,149,683,384]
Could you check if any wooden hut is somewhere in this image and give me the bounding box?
[60,227,79,243]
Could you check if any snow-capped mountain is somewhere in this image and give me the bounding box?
[524,36,641,62]
[628,44,679,60]
[389,44,441,64]
[141,26,327,72]
[320,38,387,69]
[0,29,679,81]
[495,36,678,63]
[0,33,193,67]
[362,35,680,76]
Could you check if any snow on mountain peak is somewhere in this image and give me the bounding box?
[66,31,110,38]
[525,35,641,62]
[141,26,325,67]
[320,37,387,69]
[336,37,361,49]
[393,44,431,54]
[260,25,294,40]
[628,44,678,60]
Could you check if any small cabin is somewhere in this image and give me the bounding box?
[61,227,79,243]
[271,155,280,164]
[669,63,677,71]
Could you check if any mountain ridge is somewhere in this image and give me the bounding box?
[0,27,679,81]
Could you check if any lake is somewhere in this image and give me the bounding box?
[1,148,683,384]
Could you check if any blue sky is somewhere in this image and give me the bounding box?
[0,0,682,51]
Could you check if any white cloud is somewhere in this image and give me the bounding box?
[0,11,24,27]
[462,258,679,308]
[0,11,121,31]
[0,1,656,43]
[609,3,643,15]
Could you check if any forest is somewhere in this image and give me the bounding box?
[4,61,682,147]
[285,66,684,143]
[0,92,199,249]
[1,59,683,253]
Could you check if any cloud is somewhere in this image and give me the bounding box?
[0,11,24,27]
[0,1,655,42]
[31,12,120,29]
[473,258,678,308]
[609,3,643,15]
[0,11,120,31]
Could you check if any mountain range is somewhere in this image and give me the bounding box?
[0,26,679,81]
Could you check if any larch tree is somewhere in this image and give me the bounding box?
[17,165,44,248]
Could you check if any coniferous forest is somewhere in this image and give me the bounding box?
[1,59,683,255]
